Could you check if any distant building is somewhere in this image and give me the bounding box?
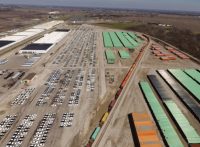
[158,24,172,27]
[0,21,64,54]
[19,30,69,54]
[48,11,60,15]
[22,73,36,85]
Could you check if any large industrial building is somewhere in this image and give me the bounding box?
[19,29,70,54]
[0,21,64,54]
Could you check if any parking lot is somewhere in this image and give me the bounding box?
[60,113,74,127]
[0,24,154,147]
[30,113,55,147]
[0,115,17,140]
[11,88,35,106]
[6,114,37,147]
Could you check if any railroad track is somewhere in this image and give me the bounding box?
[92,36,151,147]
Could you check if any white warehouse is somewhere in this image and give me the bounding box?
[0,21,64,54]
[19,30,69,54]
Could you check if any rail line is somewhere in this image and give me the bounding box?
[90,35,151,147]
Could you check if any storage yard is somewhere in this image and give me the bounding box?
[0,21,199,147]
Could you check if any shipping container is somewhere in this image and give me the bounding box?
[120,71,132,89]
[157,70,200,122]
[115,89,122,99]
[102,32,113,48]
[109,32,123,48]
[168,69,200,102]
[164,101,200,144]
[184,69,200,84]
[152,51,161,54]
[100,112,109,126]
[85,142,92,147]
[115,32,134,49]
[147,75,171,101]
[105,50,115,64]
[155,53,166,56]
[128,113,162,147]
[160,56,176,61]
[127,32,142,43]
[148,74,200,144]
[190,144,200,147]
[108,99,116,112]
[122,32,138,48]
[118,50,130,59]
[139,81,184,147]
[91,127,101,141]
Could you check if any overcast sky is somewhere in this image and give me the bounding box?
[0,0,199,11]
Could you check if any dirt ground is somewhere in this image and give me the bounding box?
[0,23,199,147]
[95,38,200,147]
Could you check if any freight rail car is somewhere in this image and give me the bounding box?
[99,112,109,126]
[108,99,116,112]
[86,127,101,147]
[85,34,149,147]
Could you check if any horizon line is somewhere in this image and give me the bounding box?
[0,3,200,14]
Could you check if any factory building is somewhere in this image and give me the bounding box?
[0,21,64,54]
[19,29,69,54]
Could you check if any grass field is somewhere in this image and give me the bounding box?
[96,22,141,30]
[95,22,200,60]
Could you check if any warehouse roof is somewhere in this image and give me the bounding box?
[14,31,39,36]
[34,31,68,44]
[25,28,44,33]
[105,50,115,60]
[118,50,130,59]
[0,40,15,48]
[0,35,27,41]
[55,29,70,32]
[21,43,53,51]
[0,21,65,53]
[103,32,113,48]
[33,21,63,29]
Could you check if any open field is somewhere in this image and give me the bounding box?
[96,22,200,60]
[0,6,49,32]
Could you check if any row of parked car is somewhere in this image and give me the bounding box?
[80,31,97,68]
[52,29,83,66]
[86,68,95,92]
[0,115,17,140]
[2,111,75,147]
[36,86,55,106]
[68,69,84,106]
[51,69,76,107]
[36,69,62,106]
[51,90,65,107]
[60,113,74,127]
[11,88,35,106]
[45,70,61,86]
[30,113,56,147]
[60,70,74,89]
[6,114,37,147]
